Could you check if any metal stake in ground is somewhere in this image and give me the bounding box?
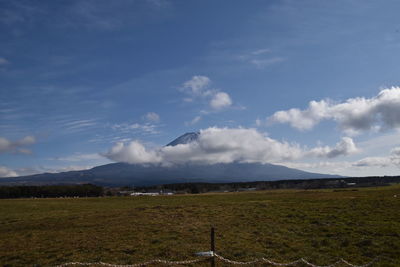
[211,227,215,267]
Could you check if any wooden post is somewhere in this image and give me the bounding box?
[211,227,215,267]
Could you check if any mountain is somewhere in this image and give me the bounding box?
[0,133,341,186]
[0,162,341,186]
[166,132,199,146]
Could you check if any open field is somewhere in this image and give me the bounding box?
[1,185,400,266]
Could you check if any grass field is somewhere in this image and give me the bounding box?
[1,185,400,266]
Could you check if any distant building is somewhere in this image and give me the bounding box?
[130,192,160,196]
[130,190,175,196]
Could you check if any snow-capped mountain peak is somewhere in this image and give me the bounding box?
[166,132,200,146]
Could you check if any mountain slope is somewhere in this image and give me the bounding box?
[0,133,342,186]
[0,162,340,186]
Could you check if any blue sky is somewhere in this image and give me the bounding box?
[2,0,400,177]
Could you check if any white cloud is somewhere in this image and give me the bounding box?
[390,146,400,156]
[112,122,159,134]
[182,75,211,95]
[210,92,232,110]
[250,57,286,68]
[251,48,271,55]
[63,119,98,133]
[132,123,157,133]
[390,147,400,166]
[237,49,285,69]
[308,137,358,158]
[17,136,35,145]
[0,166,18,178]
[104,127,355,165]
[0,135,36,154]
[352,157,392,167]
[143,112,160,122]
[17,149,33,155]
[111,114,161,137]
[269,87,400,135]
[180,76,234,112]
[268,100,330,130]
[185,116,202,126]
[6,165,97,177]
[278,161,352,174]
[352,146,400,167]
[103,141,162,164]
[280,143,400,176]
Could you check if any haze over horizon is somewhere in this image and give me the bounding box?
[2,0,400,178]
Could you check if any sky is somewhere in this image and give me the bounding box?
[1,0,400,178]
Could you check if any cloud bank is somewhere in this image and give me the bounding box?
[0,164,98,178]
[269,87,400,135]
[104,127,357,165]
[0,166,18,178]
[281,145,400,177]
[353,146,400,167]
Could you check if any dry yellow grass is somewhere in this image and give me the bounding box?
[1,185,399,266]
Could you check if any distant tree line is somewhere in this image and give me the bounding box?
[0,184,103,199]
[1,176,399,198]
[135,176,400,194]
